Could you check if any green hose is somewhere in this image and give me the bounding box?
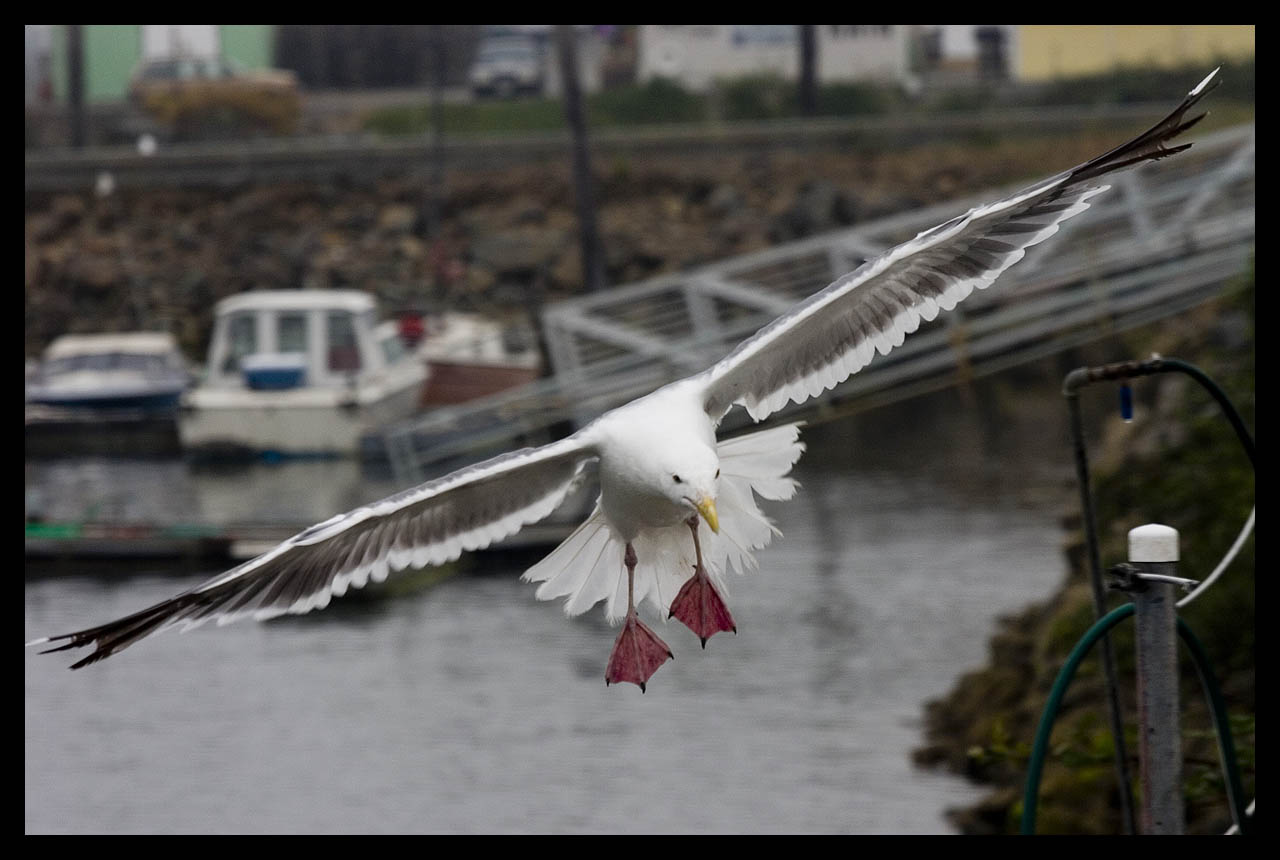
[1176,618,1250,835]
[1158,358,1255,469]
[1021,604,1134,835]
[1020,605,1250,835]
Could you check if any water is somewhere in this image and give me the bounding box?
[25,386,1075,834]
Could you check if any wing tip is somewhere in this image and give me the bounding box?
[1190,66,1221,97]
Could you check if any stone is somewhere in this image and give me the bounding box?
[469,226,569,276]
[706,183,745,218]
[378,203,418,235]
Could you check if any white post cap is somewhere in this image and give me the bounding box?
[1129,523,1180,563]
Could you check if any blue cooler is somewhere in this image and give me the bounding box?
[242,353,308,390]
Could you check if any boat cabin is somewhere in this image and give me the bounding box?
[203,290,410,390]
[27,332,189,409]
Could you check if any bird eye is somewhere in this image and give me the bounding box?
[672,474,682,483]
[715,469,720,478]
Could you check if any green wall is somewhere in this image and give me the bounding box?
[50,25,142,103]
[220,25,275,72]
[48,25,275,103]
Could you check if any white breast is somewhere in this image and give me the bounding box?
[589,382,717,541]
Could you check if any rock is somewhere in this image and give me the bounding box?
[706,183,745,218]
[490,282,532,308]
[29,195,87,243]
[550,249,583,290]
[1211,308,1251,352]
[66,255,123,294]
[398,236,426,260]
[712,210,766,248]
[378,203,418,235]
[463,264,497,295]
[508,196,548,225]
[469,226,569,276]
[770,180,846,241]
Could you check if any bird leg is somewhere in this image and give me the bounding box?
[669,515,737,647]
[605,541,673,693]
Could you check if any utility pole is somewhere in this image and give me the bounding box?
[556,25,606,293]
[799,25,817,117]
[67,24,85,148]
[424,26,447,241]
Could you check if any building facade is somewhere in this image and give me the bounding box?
[1015,25,1254,81]
[637,25,909,91]
[45,25,276,103]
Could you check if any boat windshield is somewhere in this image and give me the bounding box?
[43,352,176,377]
[380,329,408,365]
[327,311,362,373]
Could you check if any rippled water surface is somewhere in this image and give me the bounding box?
[26,389,1074,834]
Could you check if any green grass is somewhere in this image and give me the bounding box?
[363,59,1254,138]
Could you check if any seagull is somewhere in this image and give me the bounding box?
[30,70,1220,690]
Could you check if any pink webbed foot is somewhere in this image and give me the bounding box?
[669,564,737,648]
[605,613,673,693]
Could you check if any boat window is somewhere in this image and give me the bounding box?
[46,353,163,374]
[327,312,361,373]
[277,312,308,355]
[222,313,257,375]
[380,330,407,365]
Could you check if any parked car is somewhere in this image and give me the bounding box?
[468,37,545,99]
[128,55,300,137]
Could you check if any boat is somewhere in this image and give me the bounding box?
[179,290,427,458]
[26,332,189,411]
[410,312,542,406]
[25,332,191,457]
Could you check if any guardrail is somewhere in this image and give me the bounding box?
[26,103,1180,192]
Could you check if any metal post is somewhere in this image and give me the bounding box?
[1064,373,1137,834]
[556,24,606,294]
[1129,524,1185,835]
[67,24,85,149]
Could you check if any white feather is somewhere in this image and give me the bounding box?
[523,423,804,622]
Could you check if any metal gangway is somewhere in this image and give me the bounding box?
[382,123,1255,485]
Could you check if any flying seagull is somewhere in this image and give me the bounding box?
[30,70,1220,690]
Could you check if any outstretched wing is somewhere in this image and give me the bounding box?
[32,434,599,669]
[697,69,1221,423]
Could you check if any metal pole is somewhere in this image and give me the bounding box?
[798,25,817,117]
[1064,377,1137,834]
[556,24,606,293]
[1128,524,1185,835]
[67,24,85,149]
[423,26,446,242]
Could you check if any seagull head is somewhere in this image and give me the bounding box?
[657,445,720,534]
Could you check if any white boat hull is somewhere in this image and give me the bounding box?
[179,364,425,457]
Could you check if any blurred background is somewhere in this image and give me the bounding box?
[26,25,1254,834]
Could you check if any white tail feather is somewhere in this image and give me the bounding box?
[522,423,805,622]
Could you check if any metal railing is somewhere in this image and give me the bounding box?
[382,124,1254,484]
[26,103,1184,192]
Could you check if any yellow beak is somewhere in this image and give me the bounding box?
[695,496,720,534]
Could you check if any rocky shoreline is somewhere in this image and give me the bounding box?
[26,127,1145,362]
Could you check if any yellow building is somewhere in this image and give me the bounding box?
[1017,25,1254,81]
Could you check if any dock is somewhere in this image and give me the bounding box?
[25,518,579,564]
